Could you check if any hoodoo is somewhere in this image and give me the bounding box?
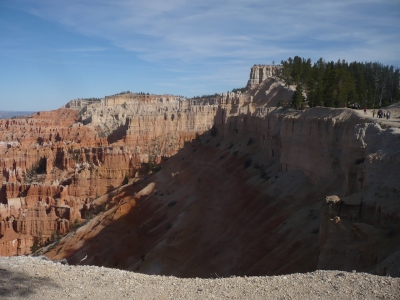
[247,64,281,88]
[0,65,399,279]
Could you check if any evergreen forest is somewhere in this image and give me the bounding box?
[279,56,400,108]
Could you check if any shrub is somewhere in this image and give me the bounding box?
[84,211,93,221]
[50,231,56,243]
[23,159,47,183]
[231,87,246,93]
[30,241,39,254]
[72,218,81,229]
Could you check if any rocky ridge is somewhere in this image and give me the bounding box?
[1,66,399,282]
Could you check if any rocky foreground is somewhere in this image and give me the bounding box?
[0,256,399,300]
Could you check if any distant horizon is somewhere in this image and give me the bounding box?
[1,1,399,111]
[0,110,36,120]
[0,110,36,112]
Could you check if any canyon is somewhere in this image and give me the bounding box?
[0,65,399,278]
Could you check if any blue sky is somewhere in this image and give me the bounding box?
[1,0,399,111]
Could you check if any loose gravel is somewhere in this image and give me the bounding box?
[0,256,399,299]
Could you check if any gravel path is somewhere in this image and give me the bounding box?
[352,104,400,129]
[0,257,399,299]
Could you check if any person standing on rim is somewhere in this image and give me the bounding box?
[364,107,367,115]
[372,109,376,118]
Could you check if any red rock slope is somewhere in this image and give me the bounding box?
[43,105,400,278]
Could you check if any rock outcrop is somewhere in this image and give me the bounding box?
[43,100,400,277]
[1,65,399,280]
[2,80,278,256]
[247,64,281,88]
[0,93,228,255]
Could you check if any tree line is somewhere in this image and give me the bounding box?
[279,56,400,109]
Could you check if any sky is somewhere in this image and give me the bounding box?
[0,0,399,111]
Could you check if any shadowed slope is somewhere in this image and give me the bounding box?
[42,105,400,278]
[44,125,329,277]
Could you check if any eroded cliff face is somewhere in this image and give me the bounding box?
[1,70,399,278]
[318,124,400,277]
[41,96,400,277]
[0,93,234,255]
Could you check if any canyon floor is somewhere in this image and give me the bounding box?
[1,256,399,299]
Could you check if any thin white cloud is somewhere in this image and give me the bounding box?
[2,0,399,105]
[8,0,398,68]
[55,47,107,52]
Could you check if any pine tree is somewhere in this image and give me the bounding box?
[279,56,400,108]
[292,84,305,109]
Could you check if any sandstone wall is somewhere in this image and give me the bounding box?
[42,101,400,277]
[0,94,221,256]
[214,106,400,274]
[212,106,385,194]
[318,125,400,276]
[1,69,398,277]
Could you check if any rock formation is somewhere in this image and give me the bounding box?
[1,65,399,279]
[1,89,255,255]
[247,64,281,88]
[40,102,399,277]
